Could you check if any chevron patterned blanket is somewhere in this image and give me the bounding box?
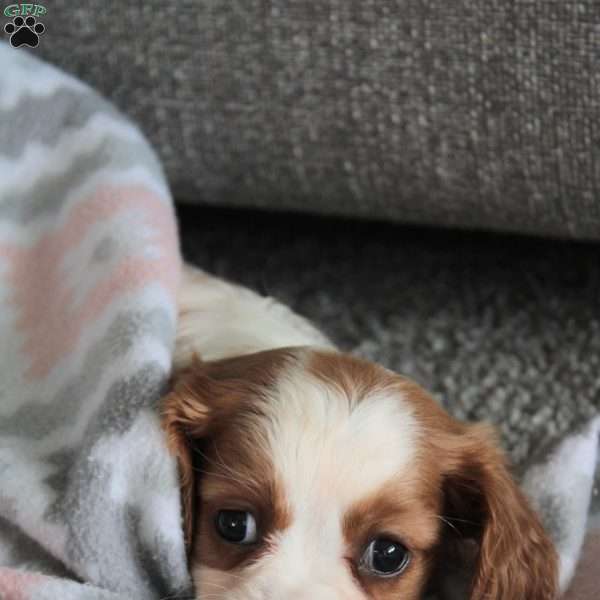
[0,43,598,599]
[0,43,189,599]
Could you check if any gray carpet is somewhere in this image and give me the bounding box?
[179,205,600,469]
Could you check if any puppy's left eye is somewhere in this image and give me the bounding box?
[215,510,258,544]
[359,537,410,577]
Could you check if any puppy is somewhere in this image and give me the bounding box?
[163,266,559,600]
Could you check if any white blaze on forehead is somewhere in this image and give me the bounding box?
[262,362,421,517]
[193,359,420,599]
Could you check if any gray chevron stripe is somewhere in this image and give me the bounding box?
[131,516,193,600]
[0,307,174,440]
[0,136,166,224]
[0,88,129,160]
[0,515,73,576]
[43,364,184,597]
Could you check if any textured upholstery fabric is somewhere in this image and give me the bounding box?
[34,1,600,239]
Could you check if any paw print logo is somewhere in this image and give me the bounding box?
[4,16,45,48]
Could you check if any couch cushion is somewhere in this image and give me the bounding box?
[34,1,600,239]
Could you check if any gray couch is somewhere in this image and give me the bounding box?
[38,0,600,239]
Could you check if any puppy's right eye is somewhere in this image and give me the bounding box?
[215,510,258,544]
[359,537,410,577]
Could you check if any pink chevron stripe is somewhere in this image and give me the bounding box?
[0,568,45,600]
[0,184,181,379]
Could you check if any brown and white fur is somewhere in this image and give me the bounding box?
[163,265,559,600]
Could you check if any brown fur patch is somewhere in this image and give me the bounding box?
[193,459,292,572]
[309,351,558,598]
[395,378,559,599]
[306,350,393,404]
[343,481,441,599]
[161,347,299,549]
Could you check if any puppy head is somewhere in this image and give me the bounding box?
[162,348,558,600]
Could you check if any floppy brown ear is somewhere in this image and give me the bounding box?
[162,361,212,550]
[441,425,559,600]
[161,348,299,551]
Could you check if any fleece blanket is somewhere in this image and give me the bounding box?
[0,43,598,599]
[0,43,189,599]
